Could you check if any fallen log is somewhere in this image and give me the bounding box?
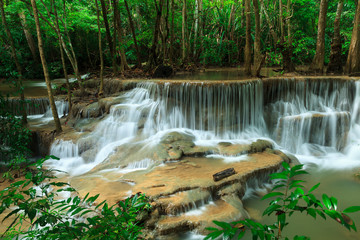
[213,168,236,182]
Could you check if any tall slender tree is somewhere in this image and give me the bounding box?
[113,0,129,73]
[182,0,188,63]
[147,0,165,69]
[52,0,72,113]
[100,0,117,74]
[95,0,104,98]
[253,0,263,76]
[30,0,62,133]
[327,0,344,73]
[0,0,27,125]
[18,10,38,63]
[244,0,252,76]
[284,0,295,72]
[310,0,328,73]
[124,0,142,68]
[169,0,175,65]
[345,0,360,74]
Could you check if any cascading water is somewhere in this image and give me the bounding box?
[48,78,360,175]
[44,77,360,239]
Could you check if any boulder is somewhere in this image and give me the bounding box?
[249,139,274,153]
[154,132,196,161]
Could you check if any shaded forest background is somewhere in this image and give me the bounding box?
[1,0,360,80]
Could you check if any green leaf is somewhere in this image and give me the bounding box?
[262,192,284,200]
[322,194,332,209]
[281,161,291,171]
[306,208,316,219]
[308,183,320,193]
[343,206,360,213]
[213,220,231,230]
[204,230,223,240]
[263,204,282,216]
[330,197,338,211]
[270,172,288,180]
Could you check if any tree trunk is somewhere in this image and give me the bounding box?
[253,0,263,76]
[160,0,169,62]
[182,0,188,63]
[0,0,27,125]
[194,0,199,58]
[259,0,278,46]
[327,0,344,73]
[113,0,129,73]
[345,0,360,74]
[244,0,252,76]
[310,0,328,73]
[279,0,285,44]
[147,0,164,70]
[61,0,85,95]
[100,0,117,74]
[30,0,62,133]
[169,0,175,65]
[52,0,72,114]
[199,0,204,65]
[283,0,295,72]
[18,11,39,63]
[95,0,104,98]
[124,0,142,68]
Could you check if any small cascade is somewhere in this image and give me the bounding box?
[7,98,69,117]
[265,78,354,155]
[119,158,155,173]
[43,100,69,118]
[50,140,79,158]
[8,98,49,115]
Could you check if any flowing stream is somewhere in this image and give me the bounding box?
[27,75,360,239]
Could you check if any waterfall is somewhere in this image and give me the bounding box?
[49,78,360,175]
[8,98,49,115]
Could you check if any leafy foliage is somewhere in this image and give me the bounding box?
[0,94,31,164]
[0,156,151,240]
[205,162,360,240]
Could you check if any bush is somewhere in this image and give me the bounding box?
[0,94,31,164]
[0,156,151,240]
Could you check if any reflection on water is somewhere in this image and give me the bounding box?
[171,67,279,81]
[243,162,360,240]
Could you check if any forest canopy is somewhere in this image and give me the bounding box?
[1,0,360,79]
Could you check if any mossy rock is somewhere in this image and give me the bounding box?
[249,139,274,153]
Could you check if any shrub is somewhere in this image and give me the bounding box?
[0,156,151,240]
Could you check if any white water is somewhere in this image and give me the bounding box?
[42,78,360,239]
[47,79,360,175]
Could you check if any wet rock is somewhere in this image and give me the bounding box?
[81,102,102,118]
[218,142,232,147]
[218,143,250,156]
[98,97,123,114]
[154,132,196,161]
[83,79,99,89]
[249,139,274,153]
[221,195,250,219]
[103,78,138,95]
[81,148,98,163]
[218,183,244,197]
[30,130,56,156]
[183,145,217,156]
